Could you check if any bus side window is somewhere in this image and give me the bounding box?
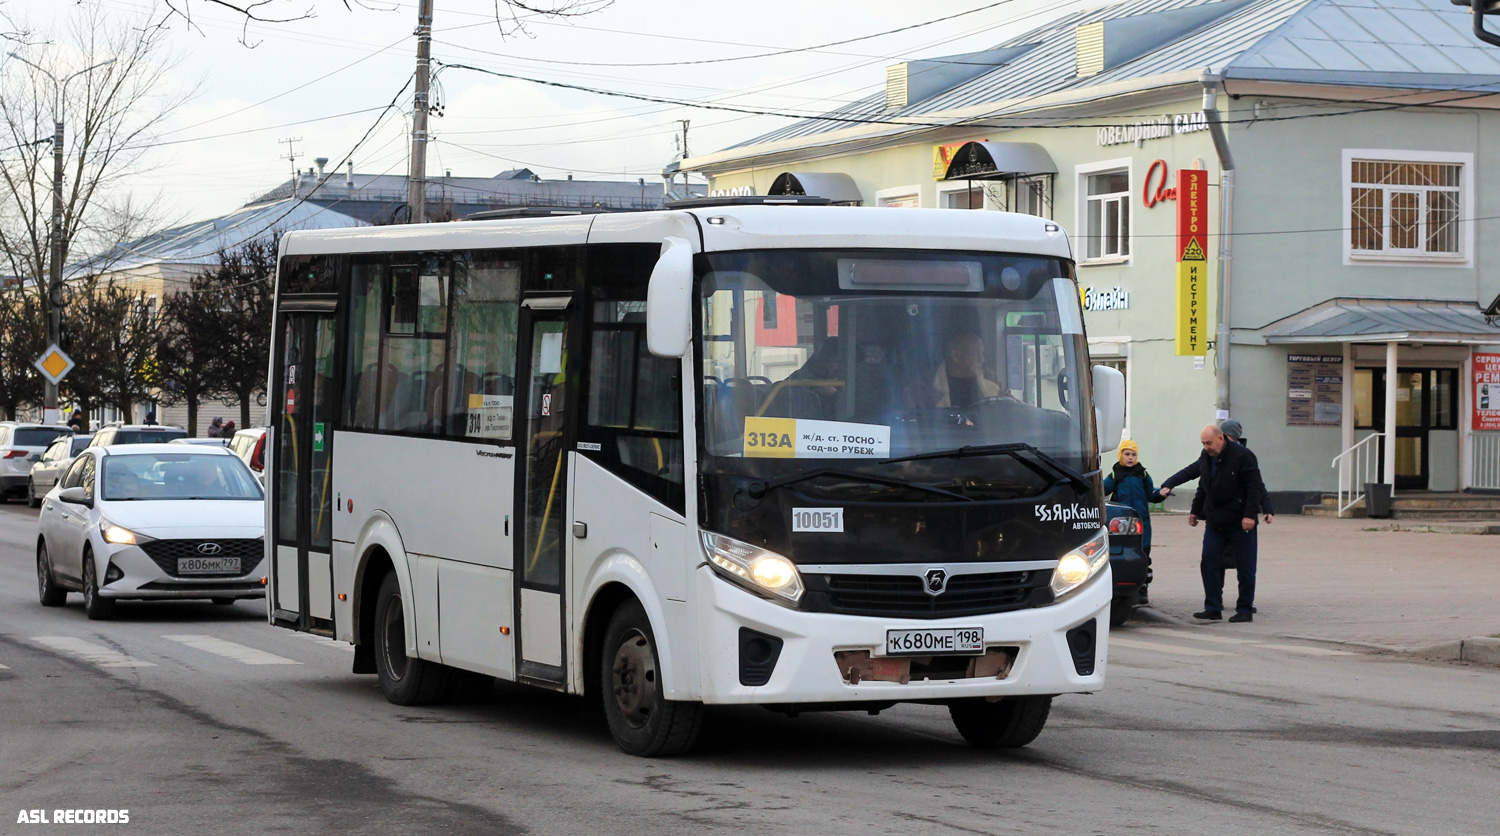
[345,260,384,430]
[448,254,521,439]
[379,258,448,434]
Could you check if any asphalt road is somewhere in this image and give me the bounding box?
[1,501,1497,836]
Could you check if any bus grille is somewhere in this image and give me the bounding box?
[140,539,264,577]
[807,570,1045,619]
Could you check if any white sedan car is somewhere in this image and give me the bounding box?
[36,444,266,620]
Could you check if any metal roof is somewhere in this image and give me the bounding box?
[717,0,1500,158]
[1260,298,1500,344]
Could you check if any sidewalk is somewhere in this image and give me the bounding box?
[1137,514,1500,653]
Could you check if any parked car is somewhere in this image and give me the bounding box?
[1106,503,1151,627]
[169,438,232,446]
[27,433,94,507]
[227,428,267,481]
[87,425,188,447]
[35,444,266,619]
[0,422,72,502]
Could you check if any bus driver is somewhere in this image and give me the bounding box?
[930,330,1005,408]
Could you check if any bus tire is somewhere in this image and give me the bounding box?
[1109,598,1132,627]
[600,600,702,757]
[373,571,452,706]
[948,695,1052,748]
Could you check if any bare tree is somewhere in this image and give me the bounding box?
[202,240,276,428]
[147,0,613,44]
[157,264,232,436]
[0,3,193,368]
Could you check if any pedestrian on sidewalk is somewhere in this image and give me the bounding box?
[222,420,236,440]
[1104,439,1158,605]
[1188,423,1266,623]
[207,417,224,438]
[143,410,158,426]
[68,410,86,433]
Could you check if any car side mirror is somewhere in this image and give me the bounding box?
[646,236,694,359]
[58,486,90,506]
[1092,365,1125,455]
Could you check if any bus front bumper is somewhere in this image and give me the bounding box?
[693,564,1110,705]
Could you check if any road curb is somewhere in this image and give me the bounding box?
[1282,633,1500,667]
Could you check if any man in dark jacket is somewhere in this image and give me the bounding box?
[1188,423,1266,622]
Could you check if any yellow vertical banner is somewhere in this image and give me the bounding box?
[1175,258,1207,356]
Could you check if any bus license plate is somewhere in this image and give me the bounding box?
[885,627,984,656]
[178,557,241,575]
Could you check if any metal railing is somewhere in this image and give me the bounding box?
[1473,432,1500,490]
[1332,433,1383,517]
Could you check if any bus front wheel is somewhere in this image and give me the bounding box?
[373,572,452,706]
[949,695,1052,748]
[600,600,702,757]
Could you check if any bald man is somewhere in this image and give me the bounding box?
[1188,423,1266,623]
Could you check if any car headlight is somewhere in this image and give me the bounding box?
[100,521,151,546]
[700,531,804,606]
[1050,526,1109,600]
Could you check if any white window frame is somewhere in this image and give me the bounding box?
[875,184,922,208]
[1088,338,1131,441]
[1342,148,1473,268]
[1075,158,1133,265]
[1011,175,1052,219]
[935,181,991,210]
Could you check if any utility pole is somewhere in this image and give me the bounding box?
[678,120,690,195]
[408,0,434,224]
[280,136,302,197]
[8,52,116,424]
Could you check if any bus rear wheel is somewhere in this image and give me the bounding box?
[949,696,1052,748]
[373,572,452,706]
[600,600,702,757]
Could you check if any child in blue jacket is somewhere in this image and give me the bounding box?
[1103,439,1157,555]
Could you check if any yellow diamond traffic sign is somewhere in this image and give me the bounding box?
[34,344,75,385]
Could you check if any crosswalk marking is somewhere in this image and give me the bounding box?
[1132,627,1263,645]
[285,632,354,652]
[1109,637,1232,657]
[162,635,301,666]
[1256,643,1359,657]
[32,637,156,668]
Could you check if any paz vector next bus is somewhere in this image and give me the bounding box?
[264,199,1125,756]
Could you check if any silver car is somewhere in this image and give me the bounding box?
[0,422,72,502]
[27,433,93,507]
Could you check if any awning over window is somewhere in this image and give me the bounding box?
[767,171,862,204]
[941,141,1057,181]
[1261,298,1500,345]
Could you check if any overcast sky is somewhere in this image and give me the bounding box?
[6,0,1077,226]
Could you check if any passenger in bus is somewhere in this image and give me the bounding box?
[928,331,1004,408]
[768,337,843,419]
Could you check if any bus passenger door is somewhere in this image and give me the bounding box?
[515,299,574,684]
[271,308,340,633]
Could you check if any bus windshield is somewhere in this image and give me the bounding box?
[699,249,1095,497]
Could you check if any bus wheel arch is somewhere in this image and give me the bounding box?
[351,545,395,675]
[582,582,639,705]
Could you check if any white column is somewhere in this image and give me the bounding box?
[1384,341,1398,485]
[1341,342,1355,493]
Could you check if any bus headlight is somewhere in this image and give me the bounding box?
[1049,527,1109,600]
[700,531,804,605]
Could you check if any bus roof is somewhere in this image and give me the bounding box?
[278,205,1074,262]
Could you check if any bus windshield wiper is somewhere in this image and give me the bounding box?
[746,467,972,502]
[879,443,1091,493]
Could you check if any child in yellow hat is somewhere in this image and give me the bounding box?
[1104,439,1158,555]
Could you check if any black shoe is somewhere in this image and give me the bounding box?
[1228,612,1253,623]
[1251,607,1258,613]
[1193,610,1222,620]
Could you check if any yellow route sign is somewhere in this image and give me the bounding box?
[34,344,75,385]
[1175,262,1207,356]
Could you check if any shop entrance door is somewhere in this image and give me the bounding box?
[1372,368,1458,491]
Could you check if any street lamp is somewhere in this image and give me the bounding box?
[6,52,117,424]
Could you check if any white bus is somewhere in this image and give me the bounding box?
[265,199,1124,756]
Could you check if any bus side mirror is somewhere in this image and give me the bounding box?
[1092,365,1125,455]
[646,236,694,358]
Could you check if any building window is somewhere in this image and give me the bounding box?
[1012,175,1051,218]
[940,186,986,209]
[1344,150,1471,264]
[876,185,921,208]
[1083,169,1130,261]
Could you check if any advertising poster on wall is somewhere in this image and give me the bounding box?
[1286,354,1344,427]
[1475,353,1500,431]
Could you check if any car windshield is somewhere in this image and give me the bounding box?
[699,249,1095,497]
[70,437,92,455]
[15,428,67,447]
[112,429,188,444]
[102,453,263,501]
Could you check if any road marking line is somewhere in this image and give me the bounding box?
[32,637,156,668]
[285,632,354,651]
[1132,627,1263,645]
[1109,637,1233,657]
[162,635,301,666]
[1257,643,1359,657]
[0,662,9,669]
